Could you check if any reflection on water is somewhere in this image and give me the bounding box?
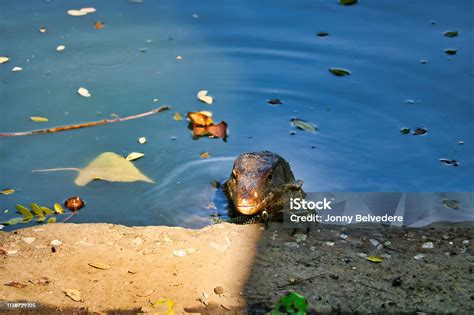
[0,0,473,229]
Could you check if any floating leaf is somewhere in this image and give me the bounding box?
[30,116,49,122]
[95,21,105,29]
[5,281,27,288]
[400,127,411,135]
[444,31,459,37]
[197,90,213,104]
[366,255,384,263]
[291,118,318,133]
[30,203,45,216]
[36,216,46,223]
[413,127,428,136]
[15,205,33,219]
[47,217,57,224]
[41,207,54,215]
[64,289,82,302]
[75,152,154,186]
[67,9,88,16]
[1,189,15,195]
[34,153,154,186]
[173,113,183,121]
[267,99,283,105]
[316,32,330,37]
[80,7,96,13]
[54,203,64,214]
[188,111,213,126]
[77,87,91,97]
[442,199,460,210]
[339,0,358,5]
[200,152,210,159]
[12,66,23,72]
[88,262,111,270]
[444,49,457,55]
[39,26,47,33]
[65,196,85,211]
[329,68,351,76]
[2,218,21,226]
[56,45,65,51]
[138,137,147,144]
[126,152,145,161]
[206,122,228,138]
[0,57,9,64]
[439,159,459,167]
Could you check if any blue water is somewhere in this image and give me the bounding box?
[1,0,473,229]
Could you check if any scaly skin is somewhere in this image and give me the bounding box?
[224,151,305,223]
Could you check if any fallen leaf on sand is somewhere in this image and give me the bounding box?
[5,281,27,288]
[0,57,9,64]
[30,116,49,122]
[173,113,183,121]
[126,152,145,161]
[29,277,50,286]
[197,90,213,104]
[33,152,154,186]
[137,289,154,297]
[88,262,111,270]
[64,289,82,301]
[77,87,91,97]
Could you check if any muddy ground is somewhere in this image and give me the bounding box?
[0,222,473,314]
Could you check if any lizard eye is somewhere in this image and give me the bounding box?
[268,173,273,181]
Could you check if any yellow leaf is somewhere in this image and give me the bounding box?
[54,203,64,214]
[77,87,91,97]
[41,207,54,215]
[152,298,175,315]
[1,189,15,195]
[30,116,49,122]
[47,217,57,224]
[366,255,384,263]
[197,90,213,104]
[200,152,210,159]
[173,113,183,121]
[33,152,154,186]
[125,152,145,161]
[0,56,9,64]
[88,262,111,270]
[64,289,81,302]
[15,204,33,219]
[75,152,154,186]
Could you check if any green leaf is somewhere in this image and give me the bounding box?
[272,292,308,314]
[2,218,21,226]
[329,68,351,76]
[41,207,54,215]
[339,0,358,6]
[400,127,411,135]
[443,31,459,38]
[54,203,65,214]
[15,204,34,219]
[30,203,45,216]
[291,118,318,133]
[47,217,57,224]
[36,216,46,223]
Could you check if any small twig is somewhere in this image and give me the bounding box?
[32,168,80,173]
[0,106,170,137]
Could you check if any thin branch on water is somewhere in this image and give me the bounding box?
[0,106,170,137]
[32,168,81,173]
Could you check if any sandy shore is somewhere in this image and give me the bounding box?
[1,222,473,314]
